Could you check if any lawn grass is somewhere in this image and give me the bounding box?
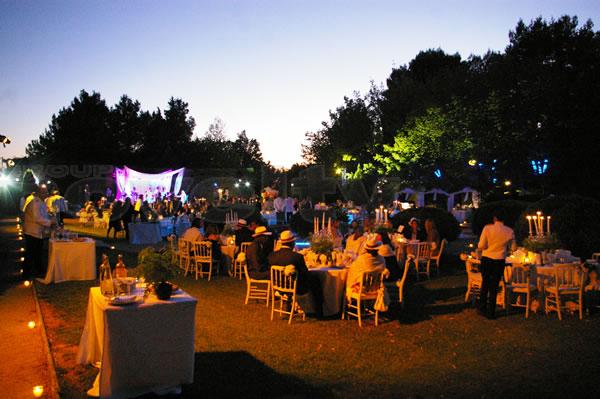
[36,263,600,398]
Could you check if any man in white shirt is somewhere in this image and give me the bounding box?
[273,195,285,224]
[477,210,515,319]
[23,186,54,279]
[284,196,295,223]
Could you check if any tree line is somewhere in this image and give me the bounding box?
[302,16,600,199]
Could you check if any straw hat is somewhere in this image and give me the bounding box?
[409,217,419,224]
[237,218,247,227]
[364,237,382,251]
[252,226,272,237]
[279,230,296,244]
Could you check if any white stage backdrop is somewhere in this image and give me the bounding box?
[115,166,185,202]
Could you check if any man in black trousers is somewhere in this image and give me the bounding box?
[477,210,515,319]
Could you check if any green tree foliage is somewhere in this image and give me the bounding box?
[303,15,600,199]
[375,108,473,189]
[26,91,265,175]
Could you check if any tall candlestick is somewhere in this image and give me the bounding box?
[526,215,533,237]
[539,216,545,236]
[322,213,325,230]
[384,209,388,223]
[532,216,539,236]
[547,216,551,234]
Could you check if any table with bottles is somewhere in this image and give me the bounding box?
[77,279,197,398]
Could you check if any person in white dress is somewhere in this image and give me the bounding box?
[346,237,388,297]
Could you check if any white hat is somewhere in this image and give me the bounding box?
[364,237,382,251]
[252,226,272,237]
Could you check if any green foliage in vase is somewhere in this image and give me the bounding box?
[310,234,334,255]
[136,247,176,283]
[522,234,562,253]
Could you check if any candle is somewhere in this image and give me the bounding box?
[322,213,325,230]
[536,211,542,235]
[328,217,332,234]
[28,321,36,329]
[384,209,388,223]
[526,215,533,236]
[33,386,44,398]
[532,216,539,236]
[547,216,551,234]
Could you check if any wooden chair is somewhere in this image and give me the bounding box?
[465,259,482,304]
[545,263,586,320]
[244,263,270,306]
[233,242,252,280]
[427,239,447,276]
[396,257,412,308]
[270,265,305,324]
[178,239,192,272]
[191,241,213,281]
[343,270,385,327]
[167,234,179,266]
[504,264,537,318]
[413,242,432,280]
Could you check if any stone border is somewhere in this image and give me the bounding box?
[32,282,61,399]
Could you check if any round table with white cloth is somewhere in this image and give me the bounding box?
[308,267,348,317]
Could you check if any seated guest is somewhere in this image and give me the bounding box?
[403,217,426,241]
[182,218,205,242]
[268,230,323,318]
[235,218,253,246]
[246,226,274,280]
[344,225,366,256]
[205,224,222,258]
[346,237,388,297]
[425,218,441,255]
[378,233,400,280]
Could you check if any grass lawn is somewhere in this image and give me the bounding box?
[36,261,600,398]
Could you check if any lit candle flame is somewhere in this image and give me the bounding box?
[33,385,44,398]
[28,321,36,329]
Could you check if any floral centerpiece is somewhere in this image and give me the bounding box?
[522,234,561,253]
[137,247,177,299]
[308,232,334,266]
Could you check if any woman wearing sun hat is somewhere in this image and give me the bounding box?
[346,237,388,297]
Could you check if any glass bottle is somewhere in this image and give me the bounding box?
[114,254,127,278]
[99,254,114,297]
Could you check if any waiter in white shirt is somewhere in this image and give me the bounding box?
[23,185,54,279]
[477,210,515,319]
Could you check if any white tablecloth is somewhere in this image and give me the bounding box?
[128,222,162,245]
[158,217,175,237]
[40,239,96,284]
[309,267,348,316]
[77,287,197,399]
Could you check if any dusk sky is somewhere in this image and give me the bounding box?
[1,0,599,168]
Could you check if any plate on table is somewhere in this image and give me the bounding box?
[109,295,139,306]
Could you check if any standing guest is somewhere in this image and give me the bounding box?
[121,198,133,241]
[235,219,253,246]
[424,218,441,255]
[268,230,323,318]
[105,186,113,202]
[477,210,515,319]
[133,194,143,222]
[346,237,388,297]
[107,200,124,239]
[246,226,274,279]
[45,190,68,226]
[23,185,54,279]
[284,195,295,223]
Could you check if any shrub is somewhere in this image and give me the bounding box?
[390,207,460,241]
[471,200,529,236]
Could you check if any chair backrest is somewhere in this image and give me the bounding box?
[179,239,192,257]
[466,259,480,275]
[359,270,384,296]
[398,258,411,288]
[270,265,297,294]
[240,242,252,254]
[437,239,447,258]
[168,234,177,251]
[505,264,530,286]
[553,263,585,289]
[193,241,212,261]
[416,242,431,260]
